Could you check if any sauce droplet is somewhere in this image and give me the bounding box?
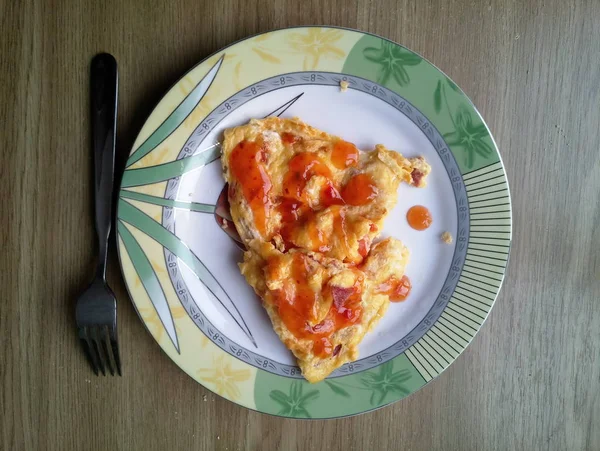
[406,205,432,230]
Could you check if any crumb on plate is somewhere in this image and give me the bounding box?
[441,231,453,244]
[340,80,349,92]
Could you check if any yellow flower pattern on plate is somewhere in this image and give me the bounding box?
[198,355,251,401]
[287,28,345,70]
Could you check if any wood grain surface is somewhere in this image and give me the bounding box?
[1,0,599,449]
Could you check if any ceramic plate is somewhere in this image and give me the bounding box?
[117,27,511,418]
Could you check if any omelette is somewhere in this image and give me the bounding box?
[221,117,430,383]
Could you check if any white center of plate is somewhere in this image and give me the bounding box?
[173,84,457,366]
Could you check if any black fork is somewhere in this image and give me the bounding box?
[75,53,121,376]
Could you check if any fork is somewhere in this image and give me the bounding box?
[75,53,121,376]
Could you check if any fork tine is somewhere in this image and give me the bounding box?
[109,330,122,376]
[90,327,106,376]
[100,326,115,376]
[111,340,122,376]
[79,328,99,376]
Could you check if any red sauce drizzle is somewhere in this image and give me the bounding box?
[313,337,333,357]
[229,136,410,357]
[311,277,364,357]
[328,282,362,324]
[267,253,364,358]
[320,181,344,207]
[340,173,378,206]
[377,275,412,302]
[357,238,369,258]
[306,210,330,252]
[229,140,272,235]
[331,140,359,169]
[281,132,298,145]
[332,207,351,259]
[278,200,330,252]
[275,151,381,258]
[282,153,332,202]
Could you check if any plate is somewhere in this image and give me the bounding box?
[117,27,511,418]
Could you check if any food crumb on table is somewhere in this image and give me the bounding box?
[340,80,349,92]
[441,231,453,244]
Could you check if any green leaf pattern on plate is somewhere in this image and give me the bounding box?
[121,146,220,187]
[363,40,422,87]
[118,199,257,348]
[126,56,224,168]
[256,354,425,418]
[118,221,180,352]
[436,78,493,168]
[324,361,412,406]
[443,105,493,169]
[324,380,351,398]
[120,189,216,213]
[434,80,442,114]
[360,361,411,406]
[269,381,320,418]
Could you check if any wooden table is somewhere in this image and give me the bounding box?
[2,0,599,449]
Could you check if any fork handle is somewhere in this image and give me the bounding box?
[91,54,118,279]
